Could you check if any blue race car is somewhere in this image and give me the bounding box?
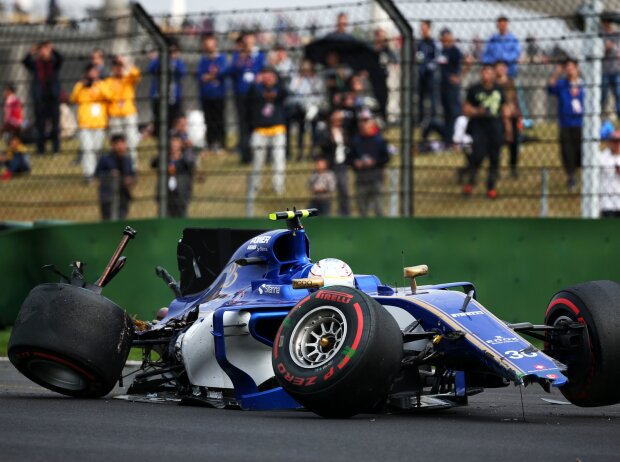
[8,209,620,417]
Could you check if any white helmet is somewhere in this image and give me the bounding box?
[309,258,355,288]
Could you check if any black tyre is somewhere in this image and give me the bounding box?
[8,283,134,398]
[273,285,402,418]
[545,280,620,407]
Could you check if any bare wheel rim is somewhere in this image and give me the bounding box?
[27,359,87,391]
[289,306,348,369]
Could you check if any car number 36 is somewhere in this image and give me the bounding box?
[504,350,538,360]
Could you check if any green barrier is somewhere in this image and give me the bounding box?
[1,217,619,327]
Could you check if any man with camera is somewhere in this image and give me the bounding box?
[70,64,111,180]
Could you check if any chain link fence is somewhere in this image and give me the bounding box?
[0,1,618,221]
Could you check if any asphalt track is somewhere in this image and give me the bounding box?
[1,361,619,462]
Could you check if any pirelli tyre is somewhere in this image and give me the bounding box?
[273,285,403,418]
[8,283,134,398]
[545,280,620,407]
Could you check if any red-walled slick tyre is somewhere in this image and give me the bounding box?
[273,285,402,418]
[8,283,134,398]
[545,280,620,407]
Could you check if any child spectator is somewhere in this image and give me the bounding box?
[2,84,23,139]
[105,55,141,168]
[70,64,111,179]
[152,136,194,218]
[547,58,584,191]
[91,48,108,79]
[347,110,390,216]
[599,130,620,217]
[308,157,336,216]
[0,133,30,181]
[170,114,196,161]
[94,133,135,220]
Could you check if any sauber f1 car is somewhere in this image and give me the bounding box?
[8,210,620,417]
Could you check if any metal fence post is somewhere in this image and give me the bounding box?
[131,2,169,218]
[581,0,603,219]
[540,168,548,218]
[374,0,414,217]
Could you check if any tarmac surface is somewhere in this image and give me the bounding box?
[1,360,619,462]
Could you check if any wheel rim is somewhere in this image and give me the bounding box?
[27,359,87,391]
[289,306,348,369]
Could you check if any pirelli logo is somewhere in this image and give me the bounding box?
[316,290,354,304]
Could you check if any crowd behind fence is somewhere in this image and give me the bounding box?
[0,0,619,221]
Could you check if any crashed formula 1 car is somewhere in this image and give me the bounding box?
[8,210,620,417]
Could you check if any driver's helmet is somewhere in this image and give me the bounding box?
[309,258,355,288]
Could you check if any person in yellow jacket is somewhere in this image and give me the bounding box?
[104,55,141,168]
[70,63,111,179]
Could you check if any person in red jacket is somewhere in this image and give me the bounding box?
[2,84,23,139]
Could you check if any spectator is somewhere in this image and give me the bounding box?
[308,157,336,216]
[94,133,135,220]
[599,130,620,217]
[373,28,398,120]
[437,28,467,144]
[197,33,227,153]
[70,63,111,179]
[495,60,522,178]
[22,40,63,155]
[288,60,324,160]
[547,58,584,191]
[416,20,438,124]
[347,109,390,216]
[0,133,30,181]
[318,110,350,216]
[323,51,352,111]
[462,64,510,199]
[164,136,195,217]
[105,55,141,168]
[270,44,295,87]
[91,48,107,79]
[2,84,23,139]
[170,114,196,161]
[339,74,378,138]
[482,16,522,78]
[228,31,266,164]
[148,43,187,136]
[335,12,348,35]
[246,67,288,213]
[601,19,620,118]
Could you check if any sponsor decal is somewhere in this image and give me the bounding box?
[485,335,519,345]
[535,364,545,370]
[258,284,281,295]
[247,244,257,250]
[249,235,271,244]
[451,310,485,318]
[316,290,354,304]
[546,374,558,379]
[276,363,318,387]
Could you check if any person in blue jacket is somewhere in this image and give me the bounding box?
[547,58,584,191]
[197,34,228,152]
[482,16,522,78]
[416,20,437,124]
[148,43,187,137]
[227,31,265,164]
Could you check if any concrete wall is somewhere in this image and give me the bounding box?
[1,217,619,326]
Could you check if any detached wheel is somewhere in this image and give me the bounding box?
[273,285,402,418]
[8,283,134,398]
[545,280,620,407]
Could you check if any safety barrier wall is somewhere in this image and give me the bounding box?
[1,218,619,326]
